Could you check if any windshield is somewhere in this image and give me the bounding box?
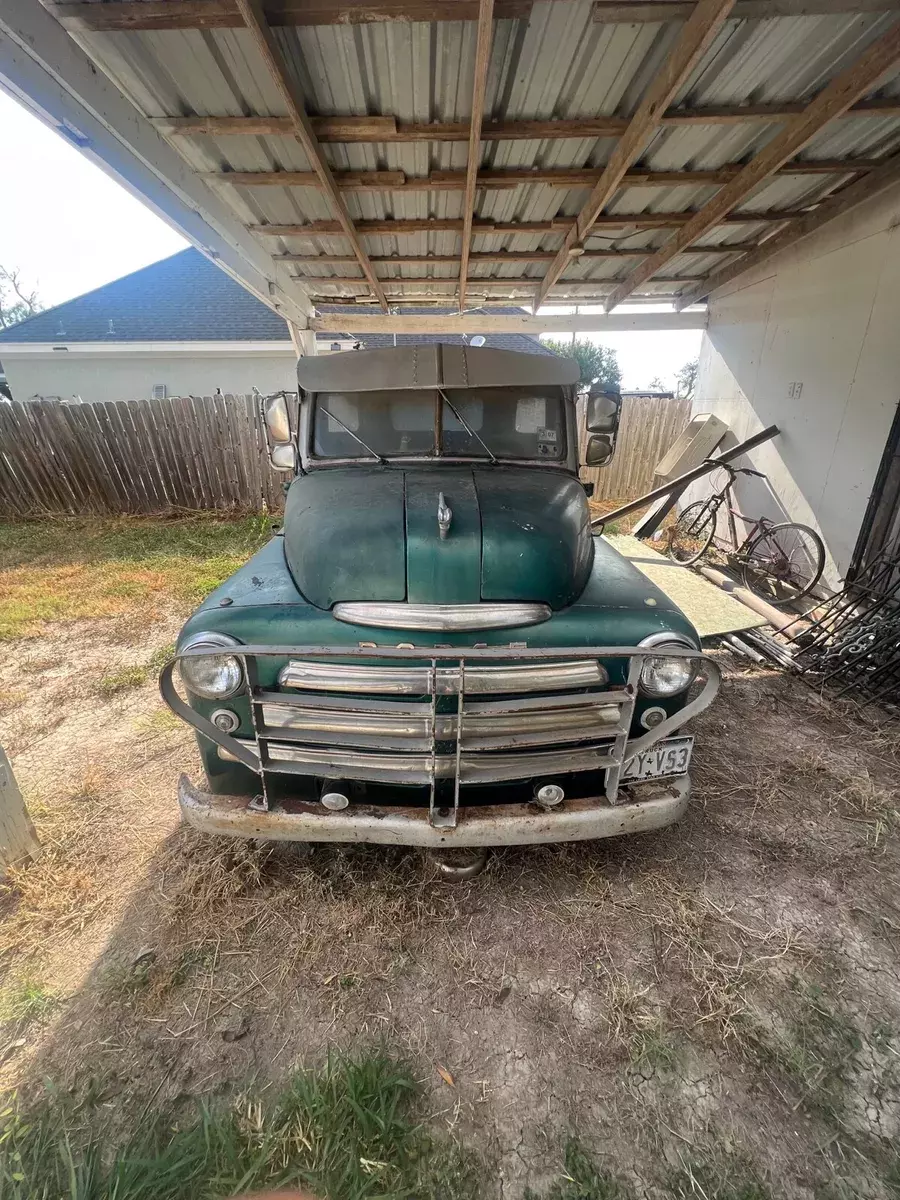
[311,387,567,461]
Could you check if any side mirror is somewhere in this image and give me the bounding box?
[586,390,621,434]
[585,434,614,467]
[264,393,292,443]
[270,443,297,472]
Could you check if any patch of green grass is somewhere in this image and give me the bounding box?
[666,1155,771,1200]
[96,642,178,698]
[528,1140,633,1200]
[630,1023,679,1073]
[748,978,861,1121]
[0,515,271,640]
[0,977,57,1025]
[134,707,183,735]
[0,1049,481,1200]
[96,665,150,698]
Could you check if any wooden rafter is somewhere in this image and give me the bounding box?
[50,0,900,31]
[274,244,757,263]
[155,98,900,142]
[206,158,886,191]
[604,22,900,310]
[311,312,708,334]
[534,0,736,309]
[674,151,900,308]
[293,275,706,287]
[232,0,388,309]
[458,0,495,312]
[247,210,807,237]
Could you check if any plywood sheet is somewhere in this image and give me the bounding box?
[605,534,765,639]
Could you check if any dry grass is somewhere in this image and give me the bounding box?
[0,515,270,639]
[0,766,115,954]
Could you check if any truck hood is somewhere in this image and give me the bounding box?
[282,466,593,610]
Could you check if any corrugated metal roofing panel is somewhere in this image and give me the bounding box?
[59,3,900,306]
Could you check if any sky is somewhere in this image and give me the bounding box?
[0,90,701,389]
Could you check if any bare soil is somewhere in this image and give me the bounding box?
[1,602,900,1198]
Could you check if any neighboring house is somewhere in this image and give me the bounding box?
[0,250,554,403]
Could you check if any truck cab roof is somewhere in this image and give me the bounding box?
[296,343,581,393]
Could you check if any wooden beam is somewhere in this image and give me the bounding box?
[592,0,900,20]
[154,98,900,142]
[49,0,900,31]
[50,0,531,31]
[232,0,388,309]
[605,22,900,310]
[534,0,736,309]
[298,274,706,287]
[311,312,709,333]
[458,0,495,312]
[0,0,315,329]
[675,151,900,307]
[208,159,886,192]
[248,210,805,237]
[275,244,758,263]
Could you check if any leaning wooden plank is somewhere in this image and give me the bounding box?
[595,424,781,529]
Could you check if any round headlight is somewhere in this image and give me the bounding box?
[179,633,244,700]
[638,634,697,697]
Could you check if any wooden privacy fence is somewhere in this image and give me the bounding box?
[0,389,691,518]
[0,394,286,516]
[578,392,692,501]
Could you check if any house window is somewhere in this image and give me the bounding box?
[152,384,167,400]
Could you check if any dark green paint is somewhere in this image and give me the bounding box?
[282,468,406,608]
[475,468,593,608]
[405,470,481,603]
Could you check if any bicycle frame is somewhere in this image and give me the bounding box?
[699,473,776,561]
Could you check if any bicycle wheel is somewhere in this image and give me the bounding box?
[666,501,716,565]
[740,522,825,606]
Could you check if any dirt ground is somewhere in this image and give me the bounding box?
[2,568,900,1196]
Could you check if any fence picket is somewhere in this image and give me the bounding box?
[0,390,686,518]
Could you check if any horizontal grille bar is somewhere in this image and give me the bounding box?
[221,739,617,785]
[277,658,608,694]
[260,699,622,751]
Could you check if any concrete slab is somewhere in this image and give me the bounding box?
[605,534,765,639]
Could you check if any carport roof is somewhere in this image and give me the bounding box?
[4,0,900,325]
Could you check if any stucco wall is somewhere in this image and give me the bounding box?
[1,347,298,403]
[694,180,900,587]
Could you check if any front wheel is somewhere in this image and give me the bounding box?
[666,501,716,565]
[740,522,825,606]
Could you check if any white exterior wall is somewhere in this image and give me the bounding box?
[1,343,299,402]
[694,180,900,587]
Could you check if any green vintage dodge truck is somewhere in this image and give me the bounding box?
[161,344,719,872]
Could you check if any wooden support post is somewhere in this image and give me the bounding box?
[458,0,495,312]
[0,746,40,875]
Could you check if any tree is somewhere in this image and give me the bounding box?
[675,358,698,403]
[543,337,622,390]
[0,267,42,330]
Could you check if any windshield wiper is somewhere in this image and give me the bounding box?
[438,389,497,464]
[318,405,385,463]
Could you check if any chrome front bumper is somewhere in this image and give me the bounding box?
[178,771,690,848]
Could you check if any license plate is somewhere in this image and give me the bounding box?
[622,736,693,782]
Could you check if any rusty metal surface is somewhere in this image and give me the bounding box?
[177,770,691,846]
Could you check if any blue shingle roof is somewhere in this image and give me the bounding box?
[0,249,290,344]
[0,252,554,358]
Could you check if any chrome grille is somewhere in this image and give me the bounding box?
[162,644,720,827]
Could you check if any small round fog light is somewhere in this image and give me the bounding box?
[535,782,565,809]
[640,706,666,730]
[321,791,350,811]
[212,708,240,733]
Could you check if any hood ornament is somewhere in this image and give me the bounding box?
[437,492,452,540]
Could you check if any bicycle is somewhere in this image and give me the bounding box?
[665,462,826,607]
